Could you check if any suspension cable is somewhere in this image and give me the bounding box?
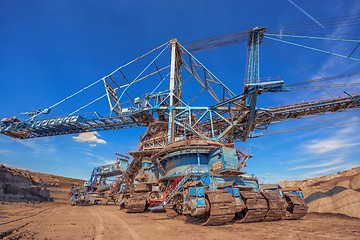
[287,72,360,86]
[69,42,171,116]
[27,79,103,121]
[265,33,360,43]
[28,41,171,120]
[265,41,336,98]
[265,36,360,62]
[114,43,171,110]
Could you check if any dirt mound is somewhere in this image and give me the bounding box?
[20,168,85,203]
[0,165,85,203]
[280,167,360,218]
[0,165,51,203]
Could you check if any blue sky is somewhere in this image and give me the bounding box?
[0,0,359,182]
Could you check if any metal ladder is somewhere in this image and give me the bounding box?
[149,165,200,211]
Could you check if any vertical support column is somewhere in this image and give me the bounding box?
[169,39,177,106]
[244,27,266,106]
[209,110,214,138]
[168,39,178,144]
[103,77,113,113]
[245,27,266,86]
[243,90,258,141]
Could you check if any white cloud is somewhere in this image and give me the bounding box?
[103,159,115,165]
[72,132,106,145]
[0,149,13,154]
[285,124,360,178]
[82,151,115,166]
[306,162,359,176]
[288,157,344,170]
[304,138,359,154]
[335,125,357,135]
[89,159,115,167]
[16,139,56,155]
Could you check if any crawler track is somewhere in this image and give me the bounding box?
[261,192,287,221]
[202,190,235,226]
[236,192,268,223]
[283,193,308,220]
[125,193,147,213]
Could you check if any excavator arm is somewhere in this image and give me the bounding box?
[253,94,360,132]
[0,110,153,139]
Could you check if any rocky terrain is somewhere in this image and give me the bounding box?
[281,167,360,218]
[0,165,51,203]
[0,164,84,203]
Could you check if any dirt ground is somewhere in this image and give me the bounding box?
[1,203,359,240]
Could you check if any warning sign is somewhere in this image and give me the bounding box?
[212,161,223,171]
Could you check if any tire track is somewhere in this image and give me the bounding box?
[89,208,105,240]
[0,209,50,239]
[97,207,140,240]
[0,222,30,238]
[0,207,51,226]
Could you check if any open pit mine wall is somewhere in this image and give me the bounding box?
[280,167,360,218]
[0,165,52,203]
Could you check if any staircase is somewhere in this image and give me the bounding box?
[149,165,200,211]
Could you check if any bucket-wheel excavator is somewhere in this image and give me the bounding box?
[1,25,359,225]
[70,153,129,205]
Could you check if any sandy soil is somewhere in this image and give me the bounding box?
[281,167,360,218]
[1,203,359,240]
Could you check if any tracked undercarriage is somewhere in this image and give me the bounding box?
[115,137,308,225]
[162,181,306,225]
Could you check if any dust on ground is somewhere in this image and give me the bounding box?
[0,203,359,240]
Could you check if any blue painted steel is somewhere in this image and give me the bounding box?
[197,187,205,197]
[86,157,128,189]
[232,187,240,197]
[0,111,148,139]
[152,147,262,216]
[242,179,260,192]
[141,161,151,168]
[158,146,261,192]
[188,187,196,197]
[208,147,238,171]
[1,92,357,142]
[288,190,305,199]
[279,189,284,198]
[185,186,206,214]
[158,152,208,180]
[245,27,264,85]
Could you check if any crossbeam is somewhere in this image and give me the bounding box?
[0,111,152,139]
[253,95,360,129]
